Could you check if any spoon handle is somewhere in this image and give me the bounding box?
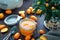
[3,33,11,40]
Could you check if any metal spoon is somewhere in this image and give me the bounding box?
[3,26,17,40]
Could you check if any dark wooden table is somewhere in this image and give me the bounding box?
[0,0,49,40]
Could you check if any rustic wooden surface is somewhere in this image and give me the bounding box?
[0,0,49,40]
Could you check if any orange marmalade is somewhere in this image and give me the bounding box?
[19,18,37,36]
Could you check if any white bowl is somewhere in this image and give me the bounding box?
[44,21,50,30]
[4,15,22,25]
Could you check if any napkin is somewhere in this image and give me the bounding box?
[43,29,60,40]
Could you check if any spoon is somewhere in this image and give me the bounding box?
[3,26,17,40]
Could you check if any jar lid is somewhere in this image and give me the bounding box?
[20,18,37,30]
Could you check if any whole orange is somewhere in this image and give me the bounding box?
[31,38,35,40]
[40,36,47,40]
[29,7,33,12]
[14,32,20,39]
[25,35,31,40]
[0,24,6,30]
[51,6,55,10]
[20,13,25,18]
[0,13,4,19]
[5,9,12,14]
[45,3,49,7]
[30,15,37,21]
[36,9,42,14]
[39,30,45,35]
[26,9,31,14]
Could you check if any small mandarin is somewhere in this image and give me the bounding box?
[51,6,55,10]
[14,32,20,39]
[0,24,6,30]
[18,39,22,40]
[1,27,8,33]
[36,9,42,14]
[31,9,35,14]
[19,11,25,18]
[37,2,40,5]
[25,36,31,40]
[40,36,47,40]
[5,9,12,14]
[20,13,25,18]
[31,38,35,40]
[29,7,33,11]
[45,3,49,7]
[19,11,25,14]
[26,9,31,14]
[0,13,4,19]
[30,15,37,21]
[39,30,45,35]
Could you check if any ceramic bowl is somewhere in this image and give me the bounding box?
[4,15,22,25]
[44,21,51,30]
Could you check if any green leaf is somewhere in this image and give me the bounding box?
[45,12,52,21]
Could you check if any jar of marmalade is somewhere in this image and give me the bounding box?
[19,18,37,36]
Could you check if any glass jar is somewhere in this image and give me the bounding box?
[0,0,23,9]
[19,18,37,36]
